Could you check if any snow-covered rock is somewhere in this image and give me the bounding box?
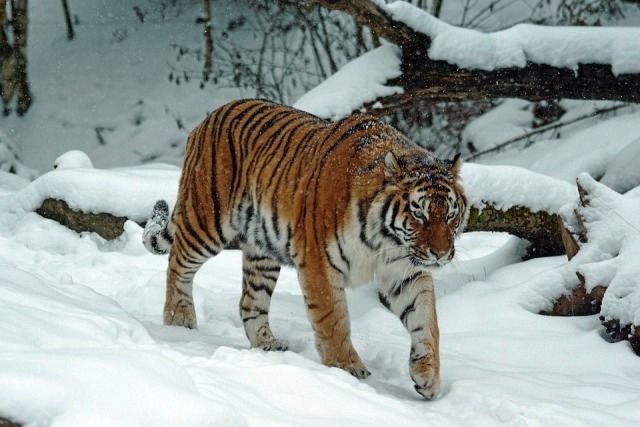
[53,150,94,170]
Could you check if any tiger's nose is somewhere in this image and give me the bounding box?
[429,248,450,260]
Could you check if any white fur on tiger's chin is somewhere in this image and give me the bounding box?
[53,150,94,170]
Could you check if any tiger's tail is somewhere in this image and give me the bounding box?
[142,200,174,255]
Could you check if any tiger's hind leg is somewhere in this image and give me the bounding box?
[164,226,224,329]
[239,249,288,351]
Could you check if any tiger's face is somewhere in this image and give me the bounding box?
[380,152,467,267]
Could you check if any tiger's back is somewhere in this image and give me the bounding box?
[177,99,416,267]
[143,99,467,399]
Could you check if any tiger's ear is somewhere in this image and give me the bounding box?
[384,152,401,180]
[449,153,463,177]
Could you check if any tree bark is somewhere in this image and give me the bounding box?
[0,0,32,115]
[466,205,564,258]
[202,0,213,78]
[61,0,74,40]
[312,0,640,113]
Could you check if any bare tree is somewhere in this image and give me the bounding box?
[61,0,75,40]
[0,0,31,116]
[202,0,213,79]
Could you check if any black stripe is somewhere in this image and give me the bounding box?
[334,231,351,270]
[378,292,391,310]
[247,280,275,297]
[391,272,423,298]
[325,249,347,277]
[357,200,376,250]
[246,254,269,263]
[150,236,163,254]
[161,228,173,244]
[400,302,417,325]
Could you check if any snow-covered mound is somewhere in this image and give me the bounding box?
[54,150,94,170]
[294,45,403,120]
[525,174,640,326]
[1,156,640,425]
[600,138,640,193]
[462,99,533,154]
[1,162,180,223]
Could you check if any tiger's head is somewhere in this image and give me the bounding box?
[376,151,468,268]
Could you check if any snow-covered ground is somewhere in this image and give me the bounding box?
[2,166,640,426]
[2,0,640,425]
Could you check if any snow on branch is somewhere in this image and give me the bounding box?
[386,2,640,75]
[528,174,640,354]
[303,0,640,119]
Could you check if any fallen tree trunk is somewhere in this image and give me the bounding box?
[36,198,133,241]
[311,0,640,114]
[35,198,563,257]
[467,205,563,258]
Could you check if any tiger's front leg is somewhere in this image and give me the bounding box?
[298,266,370,379]
[380,272,440,399]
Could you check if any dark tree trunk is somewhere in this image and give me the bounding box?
[61,0,74,40]
[311,0,640,115]
[202,0,213,78]
[0,0,32,116]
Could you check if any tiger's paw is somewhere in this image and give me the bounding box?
[410,354,440,400]
[343,364,371,379]
[164,302,197,329]
[257,339,289,352]
[328,359,371,379]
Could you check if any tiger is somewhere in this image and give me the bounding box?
[142,99,468,399]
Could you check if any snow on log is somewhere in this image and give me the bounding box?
[462,164,576,257]
[532,174,640,354]
[0,158,179,240]
[1,156,575,258]
[306,0,640,118]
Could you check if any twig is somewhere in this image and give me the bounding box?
[466,103,631,161]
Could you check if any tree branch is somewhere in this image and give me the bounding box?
[311,0,640,114]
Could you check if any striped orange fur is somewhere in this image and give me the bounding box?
[143,99,468,398]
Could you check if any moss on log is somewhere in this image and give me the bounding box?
[466,205,564,258]
[0,417,21,427]
[35,198,130,241]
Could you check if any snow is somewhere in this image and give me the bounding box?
[294,45,403,120]
[1,162,179,223]
[476,108,640,185]
[54,150,94,170]
[0,130,37,180]
[2,168,640,426]
[2,0,247,173]
[385,1,640,74]
[463,99,533,154]
[461,163,576,213]
[526,174,640,326]
[600,138,640,193]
